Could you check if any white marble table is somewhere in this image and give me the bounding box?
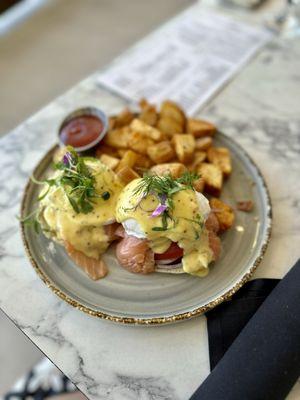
[1,3,300,400]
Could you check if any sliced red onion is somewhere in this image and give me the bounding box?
[155,257,182,266]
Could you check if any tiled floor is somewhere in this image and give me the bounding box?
[0,0,189,395]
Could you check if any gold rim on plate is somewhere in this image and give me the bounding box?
[20,135,272,325]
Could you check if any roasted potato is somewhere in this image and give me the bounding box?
[172,134,195,163]
[99,154,119,170]
[147,141,175,164]
[157,116,183,137]
[207,147,232,177]
[128,131,155,155]
[210,198,234,231]
[115,150,138,173]
[150,162,187,178]
[134,154,153,170]
[104,127,131,149]
[187,118,216,138]
[197,163,223,197]
[116,166,140,184]
[187,151,206,171]
[193,177,205,193]
[195,137,213,151]
[160,100,186,127]
[130,118,164,141]
[114,108,135,128]
[139,99,158,126]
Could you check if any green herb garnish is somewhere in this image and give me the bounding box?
[132,171,201,232]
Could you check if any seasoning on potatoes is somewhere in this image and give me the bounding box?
[160,100,186,127]
[195,137,213,151]
[104,127,131,149]
[128,131,154,155]
[187,118,216,138]
[139,99,158,127]
[150,163,187,178]
[172,134,195,163]
[197,162,223,197]
[187,151,206,172]
[116,166,140,184]
[115,150,138,173]
[210,198,235,231]
[147,141,175,164]
[130,118,164,141]
[207,147,232,177]
[114,108,135,128]
[157,117,183,137]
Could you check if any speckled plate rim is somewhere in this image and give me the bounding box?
[20,132,272,325]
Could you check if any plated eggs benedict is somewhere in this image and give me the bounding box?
[115,173,221,277]
[38,147,124,279]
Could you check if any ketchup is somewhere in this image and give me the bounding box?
[60,115,103,148]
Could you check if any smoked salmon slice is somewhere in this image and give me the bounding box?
[116,234,155,274]
[104,222,123,241]
[64,241,108,280]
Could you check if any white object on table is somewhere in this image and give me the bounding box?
[98,7,272,115]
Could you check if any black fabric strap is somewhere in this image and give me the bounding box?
[207,278,279,369]
[190,259,300,400]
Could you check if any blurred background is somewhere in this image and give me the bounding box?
[0,0,189,394]
[0,0,190,137]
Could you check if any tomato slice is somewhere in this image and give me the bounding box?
[154,242,184,260]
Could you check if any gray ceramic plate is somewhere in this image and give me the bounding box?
[21,132,272,325]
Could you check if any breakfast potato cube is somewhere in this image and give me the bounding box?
[128,131,154,155]
[147,141,175,164]
[139,100,158,126]
[197,163,223,197]
[207,147,232,177]
[195,137,213,151]
[172,134,195,163]
[187,151,206,171]
[104,127,131,149]
[150,163,187,178]
[95,144,120,158]
[134,154,153,170]
[157,117,183,137]
[117,149,127,157]
[116,166,140,184]
[130,118,164,141]
[99,154,120,170]
[193,177,205,193]
[114,108,135,128]
[160,100,186,127]
[210,198,234,232]
[187,118,216,138]
[115,150,138,173]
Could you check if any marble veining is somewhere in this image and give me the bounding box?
[0,5,300,400]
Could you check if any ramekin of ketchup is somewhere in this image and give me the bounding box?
[58,107,108,152]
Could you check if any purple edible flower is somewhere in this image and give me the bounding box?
[63,152,72,166]
[151,203,167,217]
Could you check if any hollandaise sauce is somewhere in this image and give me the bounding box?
[116,178,213,277]
[40,159,124,259]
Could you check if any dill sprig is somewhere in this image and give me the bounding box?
[51,148,101,214]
